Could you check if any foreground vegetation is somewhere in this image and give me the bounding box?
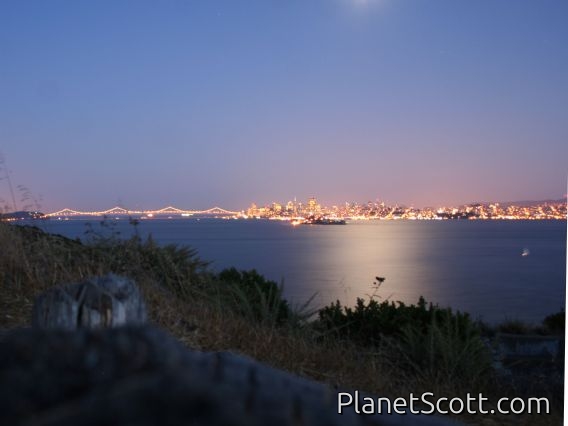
[0,221,563,425]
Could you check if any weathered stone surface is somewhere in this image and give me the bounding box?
[0,326,462,426]
[32,274,147,330]
[22,277,462,425]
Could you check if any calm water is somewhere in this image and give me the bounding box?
[37,219,566,324]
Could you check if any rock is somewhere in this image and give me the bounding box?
[32,274,147,330]
[0,326,461,426]
[21,277,461,425]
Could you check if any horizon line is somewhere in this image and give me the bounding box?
[38,196,568,217]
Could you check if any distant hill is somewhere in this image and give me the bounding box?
[0,211,45,220]
[470,199,566,207]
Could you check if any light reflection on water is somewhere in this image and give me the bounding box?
[37,218,565,324]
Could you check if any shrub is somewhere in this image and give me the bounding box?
[317,293,493,390]
[214,267,290,326]
[83,218,210,299]
[543,311,565,334]
[389,310,492,390]
[318,295,473,346]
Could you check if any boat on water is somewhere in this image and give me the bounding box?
[292,216,346,226]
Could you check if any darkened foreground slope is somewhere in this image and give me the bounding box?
[0,325,462,426]
[0,222,563,425]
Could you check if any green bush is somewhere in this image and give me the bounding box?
[318,295,472,345]
[318,294,492,389]
[215,267,290,326]
[87,234,209,299]
[390,311,492,388]
[80,219,211,300]
[83,219,292,326]
[543,311,565,334]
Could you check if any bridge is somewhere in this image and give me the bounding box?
[45,206,241,217]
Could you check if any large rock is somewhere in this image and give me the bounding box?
[0,326,461,426]
[19,277,461,425]
[32,274,147,330]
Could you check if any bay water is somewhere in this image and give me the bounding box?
[37,218,566,325]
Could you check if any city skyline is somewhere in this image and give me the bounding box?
[1,184,567,216]
[4,195,563,221]
[1,1,567,211]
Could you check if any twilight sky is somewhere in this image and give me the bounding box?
[1,0,567,212]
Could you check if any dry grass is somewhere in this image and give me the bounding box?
[0,222,390,390]
[0,221,562,425]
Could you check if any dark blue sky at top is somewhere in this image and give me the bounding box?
[1,0,567,211]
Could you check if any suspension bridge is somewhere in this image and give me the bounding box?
[45,206,241,217]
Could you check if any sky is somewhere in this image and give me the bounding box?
[1,0,567,212]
